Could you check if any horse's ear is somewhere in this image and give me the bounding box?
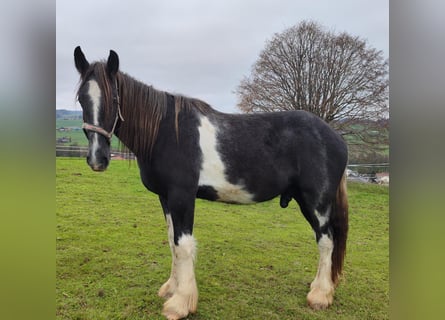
[107,50,119,77]
[74,46,89,76]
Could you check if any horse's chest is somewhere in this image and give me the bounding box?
[197,117,254,204]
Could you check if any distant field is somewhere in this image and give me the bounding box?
[56,158,389,319]
[56,119,83,128]
[56,119,120,150]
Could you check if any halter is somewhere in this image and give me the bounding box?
[82,83,125,141]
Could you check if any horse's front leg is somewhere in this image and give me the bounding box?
[158,193,198,320]
[158,196,178,299]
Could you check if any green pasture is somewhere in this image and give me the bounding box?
[56,158,388,319]
[56,119,120,150]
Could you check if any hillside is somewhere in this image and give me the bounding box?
[56,109,82,120]
[56,109,122,150]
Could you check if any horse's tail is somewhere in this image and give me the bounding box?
[331,170,349,285]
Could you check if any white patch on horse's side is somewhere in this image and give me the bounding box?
[87,80,102,162]
[197,116,254,204]
[314,209,329,228]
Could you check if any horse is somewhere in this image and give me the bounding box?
[73,46,349,320]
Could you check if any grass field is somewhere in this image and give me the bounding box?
[56,157,388,319]
[56,119,120,150]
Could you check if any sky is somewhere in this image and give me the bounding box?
[56,0,388,113]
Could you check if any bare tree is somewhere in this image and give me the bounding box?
[236,21,388,157]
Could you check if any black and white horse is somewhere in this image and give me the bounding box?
[74,47,349,320]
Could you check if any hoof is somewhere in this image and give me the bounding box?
[158,278,177,299]
[307,286,334,310]
[162,292,197,320]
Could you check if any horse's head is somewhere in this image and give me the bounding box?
[74,46,122,171]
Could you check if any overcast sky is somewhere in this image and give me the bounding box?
[56,0,388,113]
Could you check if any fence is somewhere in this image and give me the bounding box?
[347,163,389,174]
[56,145,135,160]
[346,163,389,184]
[57,145,388,171]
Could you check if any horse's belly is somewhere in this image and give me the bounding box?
[217,185,255,204]
[197,116,256,204]
[197,183,255,204]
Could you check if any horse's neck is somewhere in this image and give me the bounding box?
[114,78,172,158]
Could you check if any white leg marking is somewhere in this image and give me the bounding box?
[314,209,329,228]
[158,214,177,299]
[87,80,101,163]
[162,234,198,319]
[198,116,254,204]
[307,234,335,310]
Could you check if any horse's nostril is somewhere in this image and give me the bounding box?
[101,156,109,165]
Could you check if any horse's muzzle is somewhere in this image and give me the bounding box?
[87,155,109,172]
[90,164,108,172]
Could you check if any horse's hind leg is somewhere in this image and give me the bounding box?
[296,176,348,310]
[299,203,335,310]
[307,228,335,310]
